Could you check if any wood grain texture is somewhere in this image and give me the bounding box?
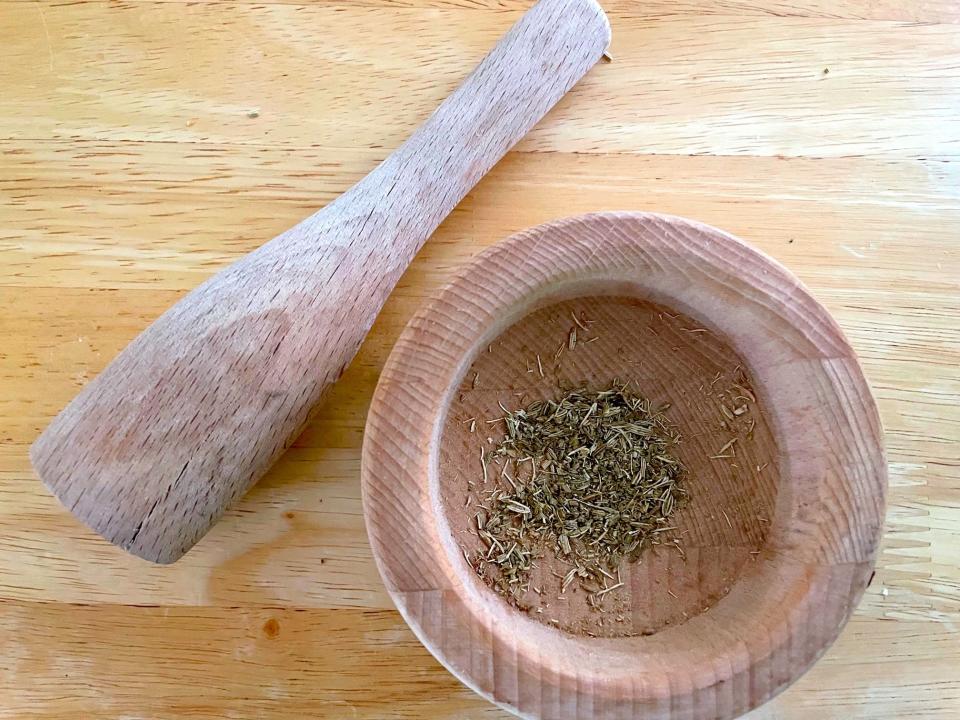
[1,0,958,717]
[362,212,886,718]
[4,3,957,157]
[27,0,611,563]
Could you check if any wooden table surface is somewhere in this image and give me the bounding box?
[2,1,958,718]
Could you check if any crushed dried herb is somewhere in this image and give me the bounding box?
[468,383,685,608]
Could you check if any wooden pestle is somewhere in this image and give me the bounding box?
[30,0,611,563]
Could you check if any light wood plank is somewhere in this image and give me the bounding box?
[10,0,960,22]
[0,604,955,718]
[2,4,958,157]
[3,142,958,291]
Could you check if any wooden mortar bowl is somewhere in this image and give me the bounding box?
[361,212,886,719]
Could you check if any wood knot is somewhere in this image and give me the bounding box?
[263,618,280,638]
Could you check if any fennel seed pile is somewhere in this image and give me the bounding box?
[470,383,685,609]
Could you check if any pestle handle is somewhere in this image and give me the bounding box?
[30,0,610,564]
